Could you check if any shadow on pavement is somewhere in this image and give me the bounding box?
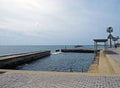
[105,50,118,54]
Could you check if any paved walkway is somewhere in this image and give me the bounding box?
[106,48,120,66]
[0,71,120,88]
[98,50,115,74]
[89,48,120,74]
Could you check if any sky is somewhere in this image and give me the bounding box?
[0,0,120,45]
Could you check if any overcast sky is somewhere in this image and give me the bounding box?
[0,0,120,45]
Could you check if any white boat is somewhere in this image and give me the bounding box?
[52,52,62,55]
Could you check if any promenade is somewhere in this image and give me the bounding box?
[0,48,120,88]
[88,48,120,74]
[106,48,120,67]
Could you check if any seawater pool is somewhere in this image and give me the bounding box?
[16,52,94,72]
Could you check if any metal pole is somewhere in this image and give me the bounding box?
[81,66,84,72]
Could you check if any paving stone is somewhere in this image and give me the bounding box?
[0,72,120,88]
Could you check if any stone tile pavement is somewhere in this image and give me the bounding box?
[0,71,120,88]
[106,48,120,66]
[105,48,120,74]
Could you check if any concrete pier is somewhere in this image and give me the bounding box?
[61,49,98,53]
[0,51,50,68]
[88,48,120,74]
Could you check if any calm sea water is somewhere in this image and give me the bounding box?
[0,45,95,72]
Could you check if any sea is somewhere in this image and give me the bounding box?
[0,45,98,72]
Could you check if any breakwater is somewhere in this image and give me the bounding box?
[0,51,50,68]
[61,49,96,53]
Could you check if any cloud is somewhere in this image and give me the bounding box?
[0,0,120,45]
[0,0,62,33]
